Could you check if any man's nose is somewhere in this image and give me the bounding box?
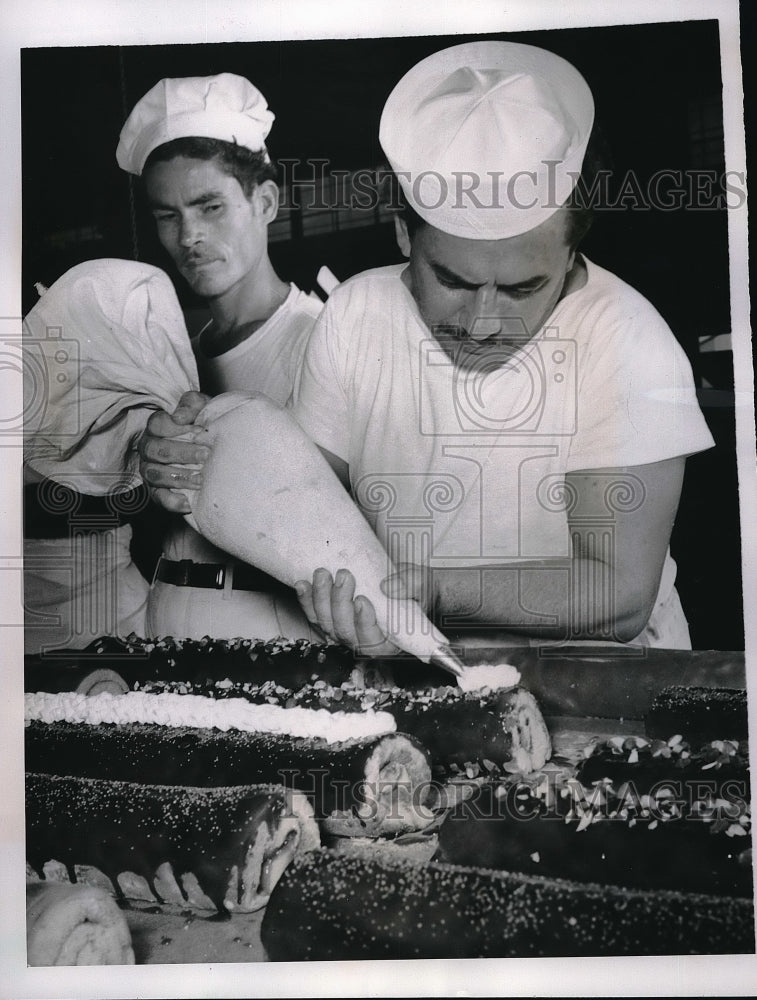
[178,217,203,247]
[465,286,503,341]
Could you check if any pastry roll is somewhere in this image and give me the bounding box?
[436,780,752,898]
[645,685,749,743]
[26,881,134,966]
[26,772,320,916]
[25,718,434,836]
[26,637,550,773]
[261,848,755,959]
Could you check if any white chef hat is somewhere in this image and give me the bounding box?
[116,72,275,176]
[379,41,595,240]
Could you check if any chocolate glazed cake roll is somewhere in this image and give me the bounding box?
[575,732,751,795]
[271,678,551,771]
[644,686,749,743]
[130,677,552,773]
[24,722,434,835]
[26,773,320,917]
[261,849,755,960]
[380,685,550,771]
[24,636,358,693]
[435,782,753,899]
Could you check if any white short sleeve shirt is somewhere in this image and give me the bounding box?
[162,284,322,567]
[292,259,715,646]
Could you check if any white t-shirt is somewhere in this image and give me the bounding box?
[146,283,323,642]
[162,283,322,567]
[191,284,321,403]
[291,259,715,647]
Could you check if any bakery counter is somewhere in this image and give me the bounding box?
[125,901,267,964]
[24,642,752,963]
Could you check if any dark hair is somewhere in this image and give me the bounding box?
[394,188,426,238]
[563,124,613,249]
[394,124,611,252]
[564,199,594,251]
[143,136,278,196]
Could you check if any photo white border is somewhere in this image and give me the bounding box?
[1,1,754,997]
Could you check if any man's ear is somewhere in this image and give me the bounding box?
[394,214,411,258]
[253,179,280,223]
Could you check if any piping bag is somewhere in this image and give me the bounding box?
[182,392,464,678]
[21,261,461,677]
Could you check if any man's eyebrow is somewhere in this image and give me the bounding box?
[430,262,481,289]
[430,260,548,291]
[149,191,225,210]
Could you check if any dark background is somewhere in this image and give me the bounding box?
[21,17,750,649]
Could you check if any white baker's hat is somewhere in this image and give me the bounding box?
[116,72,275,175]
[379,41,595,240]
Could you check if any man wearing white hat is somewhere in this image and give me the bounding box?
[118,72,321,641]
[287,41,715,651]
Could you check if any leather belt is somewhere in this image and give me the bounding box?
[24,482,146,538]
[154,557,290,594]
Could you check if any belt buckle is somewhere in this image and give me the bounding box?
[173,558,203,588]
[222,562,234,598]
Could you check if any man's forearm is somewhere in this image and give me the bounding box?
[432,559,651,643]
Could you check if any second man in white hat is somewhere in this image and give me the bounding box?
[155,42,715,653]
[289,41,714,652]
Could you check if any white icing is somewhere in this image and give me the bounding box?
[456,663,521,693]
[24,691,396,744]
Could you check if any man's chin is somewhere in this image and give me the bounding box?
[181,271,223,298]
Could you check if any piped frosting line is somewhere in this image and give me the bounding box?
[24,691,396,745]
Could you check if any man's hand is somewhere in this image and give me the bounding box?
[138,390,211,514]
[294,564,431,658]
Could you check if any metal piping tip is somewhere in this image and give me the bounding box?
[428,643,466,679]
